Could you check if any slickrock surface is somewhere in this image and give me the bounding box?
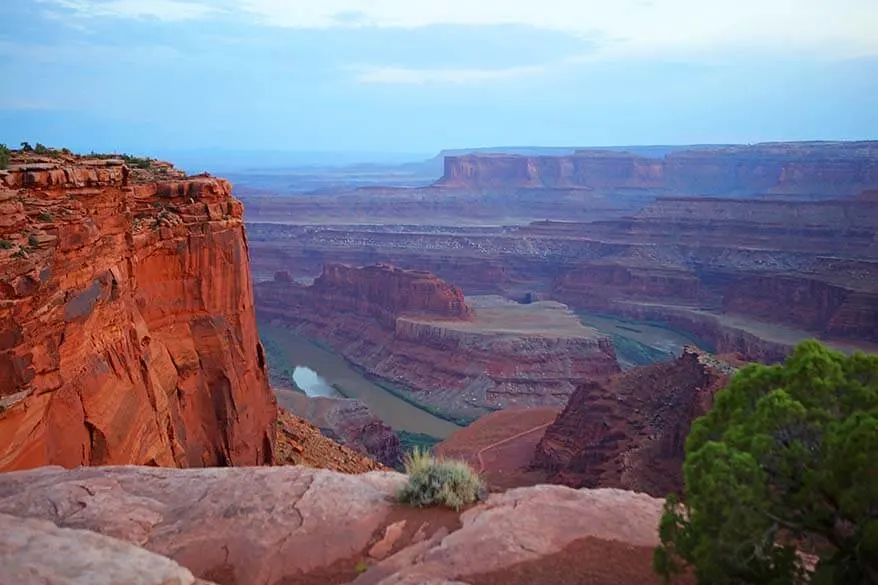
[0,465,673,585]
[0,153,276,470]
[256,267,619,419]
[0,512,213,585]
[274,407,389,473]
[533,347,733,496]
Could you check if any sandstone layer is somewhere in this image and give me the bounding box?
[0,152,276,471]
[1,512,212,585]
[439,141,878,197]
[0,465,678,585]
[246,189,878,361]
[533,347,733,497]
[255,265,619,420]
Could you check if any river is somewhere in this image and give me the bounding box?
[259,323,461,439]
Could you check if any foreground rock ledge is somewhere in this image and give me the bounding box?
[0,465,668,585]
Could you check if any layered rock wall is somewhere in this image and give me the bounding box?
[256,266,619,419]
[0,155,276,471]
[533,347,732,496]
[439,141,878,197]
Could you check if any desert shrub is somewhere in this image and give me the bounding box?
[0,144,10,169]
[654,340,878,584]
[20,141,32,152]
[38,211,52,222]
[0,240,12,249]
[27,234,39,248]
[34,143,49,154]
[397,447,483,511]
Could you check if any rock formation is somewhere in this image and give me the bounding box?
[274,407,389,473]
[256,266,619,420]
[0,152,276,471]
[533,347,734,497]
[0,465,680,585]
[438,141,878,197]
[247,185,878,361]
[276,389,403,469]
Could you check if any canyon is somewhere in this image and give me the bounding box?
[245,143,878,366]
[256,264,619,422]
[0,152,277,471]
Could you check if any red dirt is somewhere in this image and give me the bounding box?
[436,407,560,490]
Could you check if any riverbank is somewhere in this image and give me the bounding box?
[258,322,462,439]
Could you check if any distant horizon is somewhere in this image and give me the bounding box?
[2,2,876,153]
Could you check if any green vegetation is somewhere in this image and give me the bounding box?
[397,430,442,454]
[27,234,39,248]
[397,447,483,511]
[87,151,155,169]
[354,559,371,574]
[654,340,878,584]
[120,153,154,169]
[20,141,32,152]
[37,211,52,222]
[0,240,12,250]
[0,144,10,169]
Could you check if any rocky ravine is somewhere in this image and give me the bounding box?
[0,153,277,471]
[255,264,620,420]
[533,347,734,497]
[0,465,681,585]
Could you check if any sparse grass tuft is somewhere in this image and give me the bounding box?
[0,240,12,250]
[38,211,52,222]
[396,447,483,511]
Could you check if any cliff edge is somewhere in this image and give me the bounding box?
[0,151,277,470]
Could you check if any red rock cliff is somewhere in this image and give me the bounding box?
[533,347,733,497]
[438,141,878,197]
[0,154,276,471]
[312,263,472,326]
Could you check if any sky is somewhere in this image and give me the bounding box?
[0,0,877,157]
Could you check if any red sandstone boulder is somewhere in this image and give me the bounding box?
[0,465,674,585]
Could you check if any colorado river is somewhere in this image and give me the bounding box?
[291,366,340,397]
[259,323,461,439]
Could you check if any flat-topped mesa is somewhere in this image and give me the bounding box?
[0,152,276,471]
[533,347,734,497]
[256,268,619,420]
[312,263,472,327]
[437,141,878,197]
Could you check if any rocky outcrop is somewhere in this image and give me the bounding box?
[274,407,389,473]
[0,153,276,471]
[1,512,211,585]
[0,465,674,585]
[438,141,878,197]
[256,267,619,420]
[309,263,472,326]
[277,390,403,468]
[533,347,733,497]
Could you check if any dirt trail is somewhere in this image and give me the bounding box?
[476,422,554,473]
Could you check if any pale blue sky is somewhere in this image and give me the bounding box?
[1,0,876,157]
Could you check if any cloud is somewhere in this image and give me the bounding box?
[351,64,547,85]
[237,0,878,58]
[36,0,218,21]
